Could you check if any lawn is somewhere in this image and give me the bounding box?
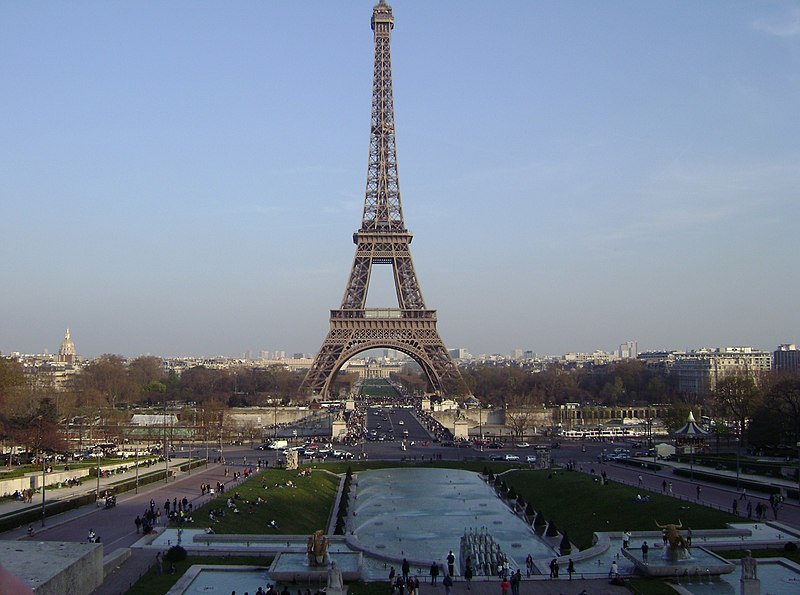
[502,469,740,550]
[190,467,341,535]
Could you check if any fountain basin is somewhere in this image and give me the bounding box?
[620,546,735,577]
[269,552,363,582]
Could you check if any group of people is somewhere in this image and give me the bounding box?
[547,558,575,581]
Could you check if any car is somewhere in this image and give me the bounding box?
[525,455,537,463]
[332,450,354,460]
[503,454,521,461]
[398,420,404,425]
[515,442,530,448]
[487,442,504,449]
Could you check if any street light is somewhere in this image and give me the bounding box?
[735,436,741,490]
[41,453,46,527]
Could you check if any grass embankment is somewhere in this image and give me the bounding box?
[126,555,269,595]
[720,547,800,564]
[191,468,340,535]
[503,469,740,550]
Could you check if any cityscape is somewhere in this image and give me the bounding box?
[2,1,800,595]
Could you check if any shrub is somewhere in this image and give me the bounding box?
[533,512,546,528]
[525,503,535,517]
[163,545,187,562]
[559,532,571,555]
[546,521,559,537]
[785,542,798,552]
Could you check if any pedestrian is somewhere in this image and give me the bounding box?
[638,474,643,487]
[567,558,574,581]
[687,528,693,546]
[668,482,673,495]
[413,576,420,595]
[464,565,473,590]
[609,560,618,578]
[402,558,410,581]
[155,551,163,575]
[429,561,439,584]
[135,515,142,534]
[733,499,738,515]
[622,530,631,549]
[389,567,396,583]
[641,541,649,562]
[447,550,455,577]
[500,577,509,595]
[525,554,533,577]
[549,558,557,578]
[696,485,701,500]
[661,480,667,493]
[510,570,520,595]
[746,500,753,519]
[443,573,453,595]
[740,487,747,500]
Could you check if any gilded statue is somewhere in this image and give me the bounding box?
[308,529,329,566]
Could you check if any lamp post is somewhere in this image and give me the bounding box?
[41,453,46,527]
[735,436,741,490]
[135,445,139,494]
[95,448,101,501]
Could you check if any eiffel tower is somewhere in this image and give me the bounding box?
[300,0,466,398]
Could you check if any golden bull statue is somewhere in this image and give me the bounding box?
[655,520,690,551]
[308,529,329,566]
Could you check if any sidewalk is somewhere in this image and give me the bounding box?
[0,458,194,535]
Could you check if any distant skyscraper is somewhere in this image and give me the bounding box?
[57,328,76,364]
[774,344,800,375]
[618,341,638,359]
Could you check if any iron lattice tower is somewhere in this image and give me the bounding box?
[300,0,466,398]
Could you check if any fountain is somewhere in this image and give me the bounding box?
[620,520,735,577]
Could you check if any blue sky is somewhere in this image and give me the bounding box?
[1,1,799,359]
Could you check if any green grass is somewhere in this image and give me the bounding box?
[719,547,800,565]
[190,468,340,535]
[503,469,740,550]
[628,578,683,595]
[126,554,269,595]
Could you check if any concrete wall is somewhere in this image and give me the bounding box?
[1,541,103,595]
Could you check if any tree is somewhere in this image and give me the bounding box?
[712,372,762,442]
[749,375,800,447]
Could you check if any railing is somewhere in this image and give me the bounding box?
[331,309,436,320]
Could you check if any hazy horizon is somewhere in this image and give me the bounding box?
[2,1,798,359]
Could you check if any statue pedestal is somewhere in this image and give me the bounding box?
[740,578,760,595]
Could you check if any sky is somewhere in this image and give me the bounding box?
[1,1,799,360]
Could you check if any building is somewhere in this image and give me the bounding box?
[618,340,638,360]
[57,328,77,364]
[672,347,772,395]
[774,344,800,375]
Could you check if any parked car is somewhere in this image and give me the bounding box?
[503,454,521,461]
[525,455,537,463]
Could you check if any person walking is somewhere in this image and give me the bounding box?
[447,550,456,577]
[464,564,473,590]
[500,576,509,595]
[429,562,439,585]
[641,541,649,562]
[134,515,142,534]
[525,554,533,577]
[155,551,163,575]
[567,558,575,581]
[402,558,410,581]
